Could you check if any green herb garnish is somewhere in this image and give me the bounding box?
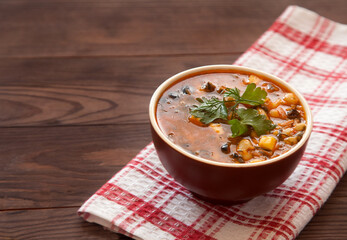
[224,83,267,107]
[190,97,227,124]
[228,118,249,137]
[229,108,276,137]
[190,83,275,137]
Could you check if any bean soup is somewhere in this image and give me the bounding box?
[156,72,306,163]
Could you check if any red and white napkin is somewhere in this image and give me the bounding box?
[79,6,347,240]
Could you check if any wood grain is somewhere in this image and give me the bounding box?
[0,55,239,87]
[0,207,131,240]
[0,124,151,209]
[0,0,345,58]
[0,55,238,127]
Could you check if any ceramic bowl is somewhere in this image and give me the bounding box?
[149,65,313,204]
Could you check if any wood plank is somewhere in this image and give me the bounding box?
[0,85,151,126]
[0,54,239,126]
[0,176,346,239]
[0,124,152,210]
[0,207,131,240]
[0,0,345,58]
[0,54,239,87]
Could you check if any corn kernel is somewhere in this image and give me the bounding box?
[237,139,254,151]
[283,93,299,105]
[259,135,277,151]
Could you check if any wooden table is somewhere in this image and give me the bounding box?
[0,1,346,239]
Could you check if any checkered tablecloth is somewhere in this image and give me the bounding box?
[79,6,347,240]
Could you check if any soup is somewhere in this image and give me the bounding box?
[156,72,306,163]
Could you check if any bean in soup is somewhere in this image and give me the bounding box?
[156,72,306,163]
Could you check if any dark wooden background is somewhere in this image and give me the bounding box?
[0,1,346,239]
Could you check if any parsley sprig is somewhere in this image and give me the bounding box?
[190,97,227,124]
[229,108,275,137]
[224,83,267,109]
[189,83,275,137]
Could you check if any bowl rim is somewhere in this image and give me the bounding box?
[149,64,313,168]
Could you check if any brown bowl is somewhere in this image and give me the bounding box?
[149,65,313,204]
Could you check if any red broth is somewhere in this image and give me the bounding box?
[156,72,306,163]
